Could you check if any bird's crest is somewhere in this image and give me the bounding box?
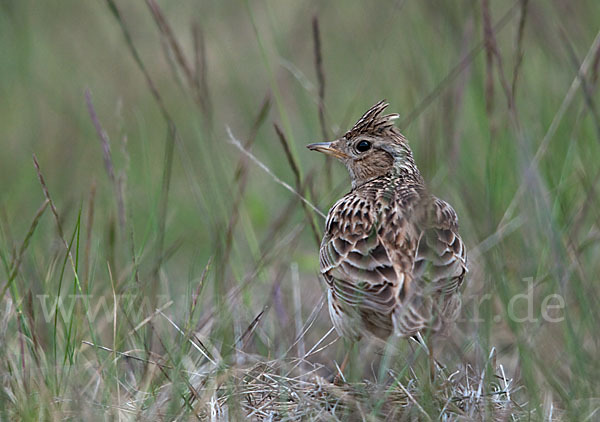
[344,100,400,139]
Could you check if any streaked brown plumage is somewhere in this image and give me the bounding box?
[307,100,467,347]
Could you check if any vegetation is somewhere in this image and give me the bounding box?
[1,0,599,419]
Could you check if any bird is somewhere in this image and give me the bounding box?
[307,100,467,381]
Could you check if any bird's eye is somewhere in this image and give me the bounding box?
[356,140,371,152]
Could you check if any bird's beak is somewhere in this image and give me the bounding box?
[306,142,349,159]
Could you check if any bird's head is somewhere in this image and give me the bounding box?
[307,100,418,188]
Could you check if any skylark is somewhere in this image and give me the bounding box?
[307,101,467,378]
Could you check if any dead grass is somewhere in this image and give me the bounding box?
[73,342,525,421]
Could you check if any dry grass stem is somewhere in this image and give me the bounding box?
[227,127,326,219]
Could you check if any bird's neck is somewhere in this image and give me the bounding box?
[351,165,424,191]
[391,152,424,185]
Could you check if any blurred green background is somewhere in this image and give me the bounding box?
[1,0,600,419]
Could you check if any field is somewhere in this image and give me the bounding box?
[1,0,600,420]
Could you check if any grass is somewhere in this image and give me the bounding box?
[1,0,600,419]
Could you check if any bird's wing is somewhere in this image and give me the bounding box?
[388,196,467,336]
[320,190,420,336]
[413,197,467,294]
